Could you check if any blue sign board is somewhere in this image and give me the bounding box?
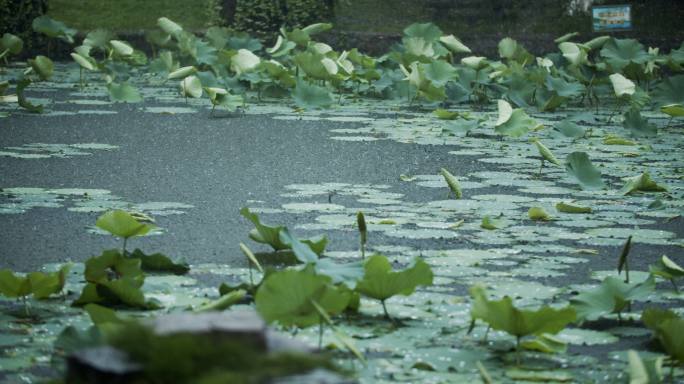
[592,5,632,31]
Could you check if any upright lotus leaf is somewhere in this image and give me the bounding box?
[403,37,436,59]
[565,152,605,190]
[627,350,664,384]
[554,32,579,44]
[32,15,76,43]
[295,52,332,80]
[498,37,519,60]
[206,87,244,112]
[84,250,143,284]
[29,55,54,81]
[96,210,156,240]
[609,73,635,97]
[545,75,584,98]
[180,75,203,98]
[84,29,114,49]
[553,119,585,138]
[168,66,196,80]
[71,52,95,71]
[1,33,23,55]
[555,202,592,214]
[528,207,551,221]
[469,285,576,362]
[314,259,365,289]
[29,264,71,299]
[600,38,650,72]
[16,78,43,113]
[255,267,351,328]
[128,249,189,275]
[642,307,678,331]
[532,139,560,166]
[649,255,684,291]
[461,56,487,69]
[0,269,32,298]
[440,168,462,199]
[107,82,142,103]
[424,60,456,87]
[292,80,333,110]
[584,35,610,50]
[404,22,443,42]
[622,108,657,137]
[109,40,133,56]
[96,278,148,308]
[267,35,296,58]
[355,255,433,318]
[157,17,183,37]
[570,276,655,321]
[559,42,587,66]
[481,215,507,230]
[649,317,684,365]
[240,207,288,251]
[621,172,668,195]
[279,228,318,264]
[495,100,540,137]
[439,35,470,53]
[301,23,332,36]
[652,75,684,107]
[230,49,260,75]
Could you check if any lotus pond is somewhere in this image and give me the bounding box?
[1,16,684,384]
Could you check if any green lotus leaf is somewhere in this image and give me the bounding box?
[266,35,296,58]
[0,269,32,298]
[495,100,540,137]
[314,258,365,289]
[109,40,133,56]
[194,290,246,312]
[230,49,260,75]
[570,276,655,321]
[565,152,605,190]
[600,38,650,72]
[439,34,470,53]
[241,207,289,251]
[29,264,71,299]
[559,42,587,66]
[96,278,148,308]
[255,267,351,328]
[461,56,487,69]
[355,255,433,301]
[545,75,584,98]
[279,228,319,264]
[404,37,435,59]
[128,249,189,275]
[433,108,459,120]
[649,316,684,364]
[168,66,196,80]
[85,303,127,326]
[554,32,579,44]
[423,60,456,87]
[642,307,678,331]
[652,75,684,107]
[16,78,43,113]
[157,17,183,36]
[107,82,142,103]
[440,168,462,199]
[609,73,635,97]
[649,255,684,286]
[1,33,23,55]
[84,29,114,49]
[292,80,333,109]
[621,172,667,195]
[481,215,507,230]
[84,250,143,284]
[301,22,332,35]
[32,15,76,43]
[96,210,156,239]
[178,75,202,98]
[553,119,585,138]
[498,37,519,59]
[528,207,552,221]
[470,285,576,337]
[626,350,664,384]
[555,202,592,214]
[71,52,95,71]
[602,134,636,145]
[622,108,657,137]
[521,334,568,354]
[584,35,610,50]
[404,22,443,42]
[661,103,684,117]
[29,55,54,81]
[532,139,560,165]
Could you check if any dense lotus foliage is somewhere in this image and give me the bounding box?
[1,13,684,384]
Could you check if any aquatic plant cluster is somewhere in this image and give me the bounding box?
[0,14,684,384]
